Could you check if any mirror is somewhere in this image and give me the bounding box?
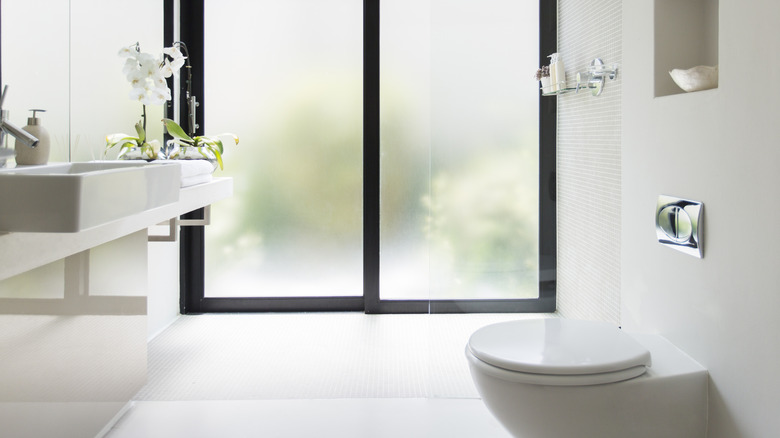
[1,0,165,165]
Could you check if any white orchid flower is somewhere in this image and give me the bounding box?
[161,58,185,78]
[126,68,146,87]
[163,46,185,60]
[136,52,156,65]
[161,64,173,79]
[118,45,137,58]
[129,87,146,102]
[153,74,168,89]
[154,86,172,102]
[169,55,185,70]
[122,57,138,75]
[119,43,182,107]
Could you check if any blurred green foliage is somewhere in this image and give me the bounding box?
[208,74,538,299]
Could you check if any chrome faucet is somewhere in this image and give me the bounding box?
[0,85,39,149]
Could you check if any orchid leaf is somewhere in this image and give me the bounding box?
[106,133,134,143]
[198,137,224,154]
[106,136,140,150]
[134,122,146,143]
[117,144,136,158]
[211,138,225,154]
[212,147,224,170]
[161,118,195,143]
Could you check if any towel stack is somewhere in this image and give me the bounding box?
[178,160,215,187]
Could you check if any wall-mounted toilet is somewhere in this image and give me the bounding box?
[466,318,708,438]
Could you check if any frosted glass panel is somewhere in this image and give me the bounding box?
[203,0,363,297]
[380,0,540,300]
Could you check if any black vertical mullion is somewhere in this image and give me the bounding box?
[179,0,205,136]
[179,0,207,313]
[180,208,206,314]
[163,0,174,124]
[538,0,557,310]
[363,0,381,313]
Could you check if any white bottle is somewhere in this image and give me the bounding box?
[15,109,50,165]
[548,53,565,92]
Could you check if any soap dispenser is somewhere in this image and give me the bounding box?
[15,109,50,165]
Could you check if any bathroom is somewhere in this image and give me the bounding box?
[1,0,779,437]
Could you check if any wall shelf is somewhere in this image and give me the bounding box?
[541,87,577,96]
[541,58,619,97]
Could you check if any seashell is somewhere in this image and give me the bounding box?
[669,65,718,92]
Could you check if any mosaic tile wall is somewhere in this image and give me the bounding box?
[555,0,622,324]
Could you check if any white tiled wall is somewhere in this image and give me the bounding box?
[555,0,622,324]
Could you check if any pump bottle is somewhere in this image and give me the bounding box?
[15,109,50,165]
[548,53,565,92]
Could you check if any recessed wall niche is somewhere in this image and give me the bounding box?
[654,0,718,97]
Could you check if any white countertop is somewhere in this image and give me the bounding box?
[0,178,232,281]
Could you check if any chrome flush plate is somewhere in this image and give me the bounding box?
[656,195,704,258]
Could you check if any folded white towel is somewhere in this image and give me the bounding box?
[177,159,215,179]
[181,172,213,188]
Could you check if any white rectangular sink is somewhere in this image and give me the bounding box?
[0,161,181,232]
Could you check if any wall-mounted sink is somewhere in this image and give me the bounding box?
[0,161,181,233]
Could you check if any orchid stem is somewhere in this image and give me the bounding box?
[142,104,147,139]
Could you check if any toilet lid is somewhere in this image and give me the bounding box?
[468,319,651,376]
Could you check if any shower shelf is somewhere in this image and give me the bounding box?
[541,87,576,96]
[540,58,619,97]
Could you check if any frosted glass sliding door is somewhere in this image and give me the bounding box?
[203,0,363,298]
[380,0,540,301]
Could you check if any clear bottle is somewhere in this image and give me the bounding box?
[548,53,565,92]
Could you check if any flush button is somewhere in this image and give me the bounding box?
[656,195,703,258]
[658,205,692,242]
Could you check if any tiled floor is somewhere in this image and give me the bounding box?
[105,313,551,437]
[135,313,552,400]
[106,399,512,437]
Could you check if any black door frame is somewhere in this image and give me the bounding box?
[173,0,557,314]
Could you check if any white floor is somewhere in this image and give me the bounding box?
[105,312,552,437]
[107,399,512,438]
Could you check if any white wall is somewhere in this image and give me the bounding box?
[622,1,780,436]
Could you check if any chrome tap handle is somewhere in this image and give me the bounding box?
[0,85,8,110]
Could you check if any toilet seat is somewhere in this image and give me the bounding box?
[467,319,652,386]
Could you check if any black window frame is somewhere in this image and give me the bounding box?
[172,0,557,314]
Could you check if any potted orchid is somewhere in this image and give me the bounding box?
[162,118,238,171]
[105,42,185,160]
